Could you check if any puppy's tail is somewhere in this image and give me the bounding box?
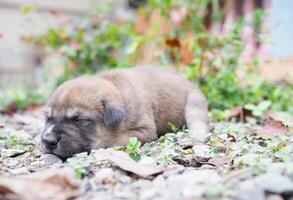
[185,91,209,142]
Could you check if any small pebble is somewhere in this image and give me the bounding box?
[40,154,62,164]
[10,167,29,175]
[95,168,114,181]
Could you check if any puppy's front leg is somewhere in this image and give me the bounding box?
[121,126,158,145]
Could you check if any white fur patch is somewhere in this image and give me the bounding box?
[43,125,54,136]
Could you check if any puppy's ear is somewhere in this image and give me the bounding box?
[101,99,124,128]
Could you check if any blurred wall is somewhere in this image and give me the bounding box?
[271,0,293,58]
[0,0,90,89]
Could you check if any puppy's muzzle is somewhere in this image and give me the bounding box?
[42,129,61,151]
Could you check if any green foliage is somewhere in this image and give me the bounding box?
[66,152,96,179]
[28,20,133,80]
[244,100,271,117]
[21,4,37,15]
[25,0,292,119]
[0,89,44,112]
[0,131,34,151]
[126,137,142,161]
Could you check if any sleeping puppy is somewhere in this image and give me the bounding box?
[40,67,208,159]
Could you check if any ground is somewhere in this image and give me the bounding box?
[0,108,293,200]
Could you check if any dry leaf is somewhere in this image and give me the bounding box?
[93,149,165,178]
[180,43,193,64]
[173,154,209,168]
[258,113,290,136]
[225,105,252,122]
[165,37,180,48]
[0,168,79,200]
[1,102,17,115]
[267,112,293,131]
[208,156,229,167]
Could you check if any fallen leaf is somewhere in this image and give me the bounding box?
[23,103,42,112]
[226,105,253,121]
[173,154,209,167]
[0,168,79,200]
[227,133,236,142]
[208,156,229,167]
[165,37,180,48]
[1,102,17,115]
[180,43,193,64]
[267,112,293,131]
[177,139,202,149]
[227,106,244,119]
[93,149,165,178]
[48,10,60,16]
[258,115,288,136]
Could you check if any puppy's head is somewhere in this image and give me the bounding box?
[40,76,125,160]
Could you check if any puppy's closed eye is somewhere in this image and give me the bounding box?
[70,115,95,126]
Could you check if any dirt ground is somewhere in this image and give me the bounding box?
[0,108,293,200]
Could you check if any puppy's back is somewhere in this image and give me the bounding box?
[99,66,197,134]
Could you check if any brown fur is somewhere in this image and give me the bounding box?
[40,66,208,159]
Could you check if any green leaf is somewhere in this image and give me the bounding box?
[21,5,37,15]
[244,104,256,111]
[258,100,272,111]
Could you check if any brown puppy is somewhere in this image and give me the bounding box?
[41,67,208,159]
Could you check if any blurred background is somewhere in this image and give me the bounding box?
[0,0,292,119]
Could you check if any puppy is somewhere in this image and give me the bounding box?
[41,67,208,159]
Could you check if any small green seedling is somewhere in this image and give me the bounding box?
[244,100,272,117]
[168,123,179,133]
[66,152,96,179]
[126,137,141,161]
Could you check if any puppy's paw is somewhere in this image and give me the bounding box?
[188,125,210,143]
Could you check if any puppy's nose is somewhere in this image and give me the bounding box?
[42,134,60,150]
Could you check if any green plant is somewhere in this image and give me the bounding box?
[0,89,45,112]
[66,152,96,179]
[244,100,272,117]
[0,132,33,151]
[25,0,292,119]
[126,137,142,161]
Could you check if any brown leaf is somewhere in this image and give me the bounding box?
[48,10,60,16]
[93,149,165,178]
[226,105,255,122]
[226,105,246,121]
[135,13,150,34]
[227,134,236,142]
[23,103,42,111]
[267,112,293,131]
[165,37,180,48]
[173,154,209,167]
[180,43,193,64]
[0,168,79,200]
[208,156,229,167]
[258,113,290,136]
[1,102,17,115]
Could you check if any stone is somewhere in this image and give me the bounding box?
[40,154,62,164]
